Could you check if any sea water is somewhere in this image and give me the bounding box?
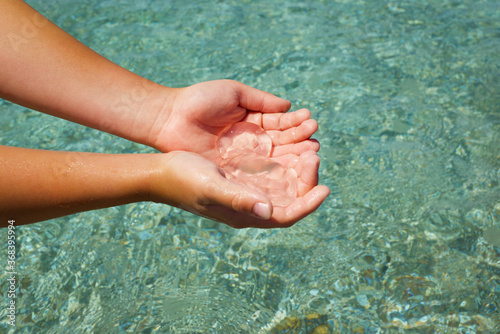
[0,0,499,332]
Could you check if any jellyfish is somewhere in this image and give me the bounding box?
[216,122,297,207]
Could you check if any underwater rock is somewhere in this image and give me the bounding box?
[268,313,332,334]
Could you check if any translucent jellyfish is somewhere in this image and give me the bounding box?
[217,122,272,159]
[216,122,297,207]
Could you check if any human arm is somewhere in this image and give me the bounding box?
[0,146,328,228]
[0,145,153,225]
[0,0,318,158]
[0,0,170,147]
[0,1,330,226]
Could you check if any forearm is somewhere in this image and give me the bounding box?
[0,145,156,226]
[0,0,174,147]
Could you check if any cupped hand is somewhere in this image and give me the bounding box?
[154,80,320,162]
[150,151,329,228]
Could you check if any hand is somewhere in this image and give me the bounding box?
[268,150,330,225]
[153,80,320,162]
[150,151,329,228]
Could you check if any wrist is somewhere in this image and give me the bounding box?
[98,81,177,149]
[146,151,183,205]
[127,83,179,151]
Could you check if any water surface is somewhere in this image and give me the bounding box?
[1,0,499,332]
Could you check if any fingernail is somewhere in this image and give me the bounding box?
[253,202,271,220]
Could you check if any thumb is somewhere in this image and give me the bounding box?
[207,175,273,220]
[234,81,291,114]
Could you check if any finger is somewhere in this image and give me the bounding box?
[234,81,291,113]
[201,205,281,229]
[267,119,318,145]
[262,108,311,130]
[244,108,311,131]
[272,150,321,196]
[216,184,330,228]
[278,185,330,223]
[204,183,330,229]
[294,151,321,196]
[272,139,320,157]
[203,174,273,220]
[243,112,263,125]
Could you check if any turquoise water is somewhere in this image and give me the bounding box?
[1,0,499,332]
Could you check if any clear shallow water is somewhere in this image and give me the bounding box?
[1,0,499,332]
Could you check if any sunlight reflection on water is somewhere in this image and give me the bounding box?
[0,0,499,332]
